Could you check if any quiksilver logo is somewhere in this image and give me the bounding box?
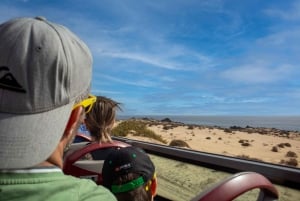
[0,66,26,93]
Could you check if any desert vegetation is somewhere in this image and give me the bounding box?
[238,139,251,147]
[112,119,167,144]
[169,139,190,148]
[280,158,298,167]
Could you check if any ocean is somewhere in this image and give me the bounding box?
[117,115,300,131]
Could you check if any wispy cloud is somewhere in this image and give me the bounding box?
[264,1,300,21]
[99,49,213,70]
[256,29,300,48]
[221,63,294,84]
[96,74,157,88]
[100,51,183,70]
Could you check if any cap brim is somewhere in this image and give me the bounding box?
[0,102,73,169]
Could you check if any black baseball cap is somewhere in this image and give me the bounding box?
[102,146,155,193]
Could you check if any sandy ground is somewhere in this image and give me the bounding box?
[114,120,300,200]
[122,122,300,167]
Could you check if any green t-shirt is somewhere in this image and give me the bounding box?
[0,167,117,201]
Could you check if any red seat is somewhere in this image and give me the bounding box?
[63,140,131,185]
[191,171,279,201]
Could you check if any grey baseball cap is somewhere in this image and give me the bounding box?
[0,17,92,169]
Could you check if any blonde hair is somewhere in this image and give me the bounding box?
[85,96,121,142]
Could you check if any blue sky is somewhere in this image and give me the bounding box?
[1,0,300,116]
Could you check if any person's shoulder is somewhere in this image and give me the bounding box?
[65,175,117,201]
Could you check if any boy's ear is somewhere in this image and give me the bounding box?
[150,177,157,196]
[64,106,83,137]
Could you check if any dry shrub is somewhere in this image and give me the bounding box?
[171,125,179,129]
[280,158,298,167]
[206,137,211,140]
[287,158,298,166]
[246,130,255,134]
[169,139,190,148]
[277,142,292,148]
[224,128,232,133]
[271,146,278,152]
[238,139,250,146]
[163,125,171,130]
[239,139,249,144]
[187,125,194,130]
[241,142,251,147]
[112,120,167,143]
[286,151,297,158]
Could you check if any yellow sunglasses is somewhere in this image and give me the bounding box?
[72,94,96,113]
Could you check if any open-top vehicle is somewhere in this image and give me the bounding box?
[63,134,300,201]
